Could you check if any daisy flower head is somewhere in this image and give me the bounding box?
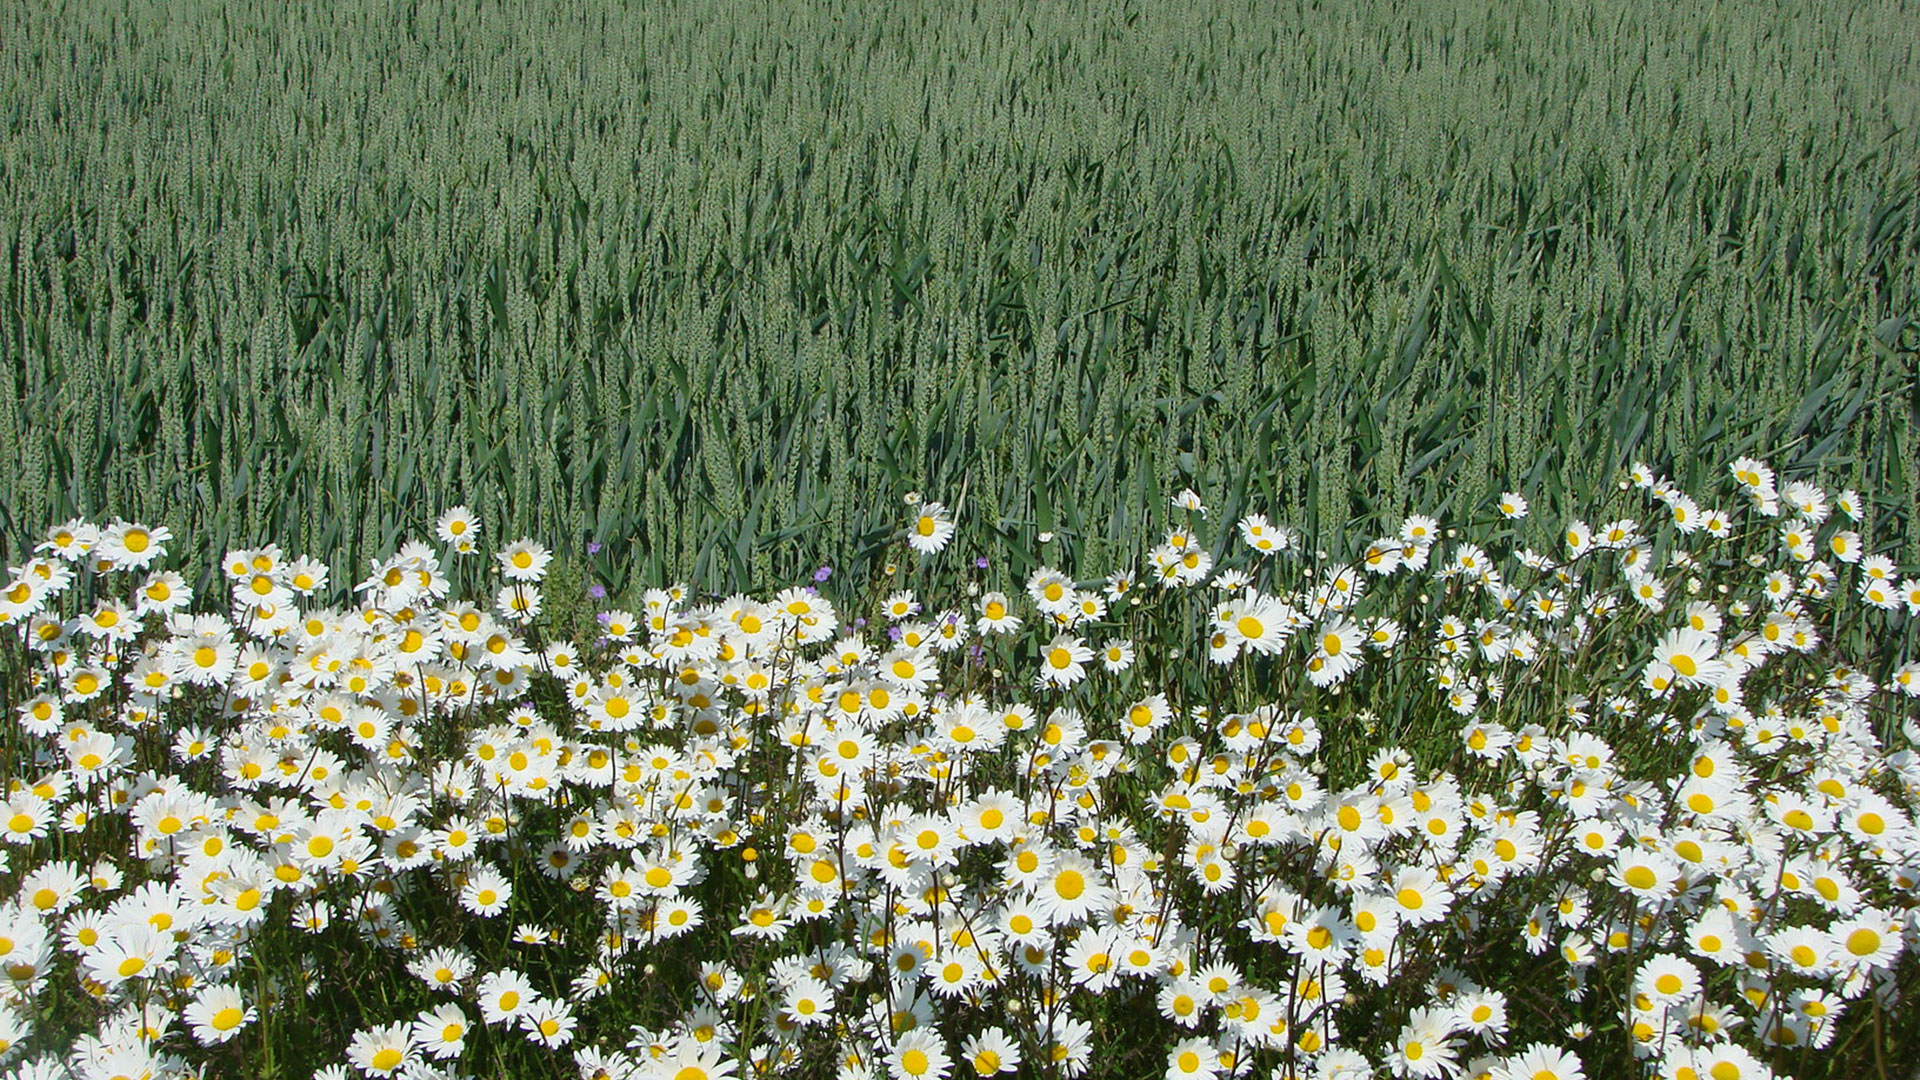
[1829,911,1902,970]
[0,571,48,624]
[1401,514,1441,547]
[435,506,481,551]
[458,865,512,917]
[132,569,191,616]
[653,1039,739,1080]
[1497,492,1529,520]
[518,998,577,1047]
[781,974,835,1026]
[477,968,538,1025]
[263,558,318,599]
[1892,660,1920,697]
[1027,567,1076,613]
[38,518,99,561]
[1043,1014,1094,1077]
[1315,1049,1376,1080]
[1038,634,1093,689]
[1730,456,1774,492]
[1032,853,1111,927]
[1391,1006,1460,1078]
[1305,620,1364,688]
[882,590,923,621]
[908,502,957,555]
[346,1021,416,1076]
[99,519,170,570]
[976,592,1022,635]
[184,983,254,1045]
[1650,627,1726,689]
[1360,537,1404,575]
[1240,513,1298,555]
[1166,1035,1218,1080]
[1220,592,1297,658]
[496,539,552,582]
[1063,927,1124,991]
[1783,480,1828,521]
[1390,867,1453,926]
[1633,954,1700,1006]
[889,1028,952,1080]
[1151,542,1213,588]
[496,581,542,623]
[409,946,475,991]
[1832,487,1862,520]
[4,792,53,844]
[1610,850,1679,901]
[1665,492,1702,532]
[1493,1043,1582,1080]
[960,1027,1020,1076]
[1687,1042,1770,1080]
[411,1002,471,1060]
[1761,923,1833,978]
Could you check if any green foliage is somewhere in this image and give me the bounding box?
[3,0,1916,592]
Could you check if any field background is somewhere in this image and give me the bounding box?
[2,0,1917,592]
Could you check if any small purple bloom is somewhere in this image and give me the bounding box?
[596,612,612,624]
[588,584,607,600]
[974,557,989,570]
[586,541,602,555]
[887,626,904,642]
[853,618,868,629]
[813,565,833,582]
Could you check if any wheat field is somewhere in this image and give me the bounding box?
[2,0,1914,591]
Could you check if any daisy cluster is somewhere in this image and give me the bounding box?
[0,459,1916,1080]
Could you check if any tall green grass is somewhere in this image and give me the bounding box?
[2,0,1916,593]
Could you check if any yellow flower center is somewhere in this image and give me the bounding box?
[1054,869,1085,899]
